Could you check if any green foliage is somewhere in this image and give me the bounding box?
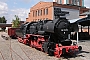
[12,15,20,28]
[0,16,7,31]
[0,16,7,23]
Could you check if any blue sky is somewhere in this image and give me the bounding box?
[0,0,89,23]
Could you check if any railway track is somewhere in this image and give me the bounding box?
[9,38,23,60]
[1,34,32,60]
[10,38,32,60]
[18,42,31,60]
[0,50,5,60]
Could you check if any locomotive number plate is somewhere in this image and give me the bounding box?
[61,29,68,31]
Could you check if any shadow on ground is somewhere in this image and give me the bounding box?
[57,50,90,60]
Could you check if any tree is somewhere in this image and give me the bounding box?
[0,16,7,23]
[0,16,7,31]
[12,15,20,28]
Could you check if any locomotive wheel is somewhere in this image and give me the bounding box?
[48,49,54,56]
[78,46,82,51]
[54,49,62,58]
[18,38,22,43]
[25,41,30,46]
[55,51,61,58]
[23,39,27,45]
[68,49,78,57]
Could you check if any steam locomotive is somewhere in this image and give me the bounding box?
[15,16,82,58]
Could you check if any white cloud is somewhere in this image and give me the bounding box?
[8,8,29,23]
[14,2,17,4]
[0,0,7,2]
[0,1,8,16]
[0,1,29,23]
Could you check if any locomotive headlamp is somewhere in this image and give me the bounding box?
[73,42,77,45]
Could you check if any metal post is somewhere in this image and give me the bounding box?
[88,26,89,34]
[81,25,82,32]
[68,34,70,39]
[77,32,78,44]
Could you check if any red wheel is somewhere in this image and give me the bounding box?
[54,49,62,58]
[18,38,21,43]
[23,39,27,45]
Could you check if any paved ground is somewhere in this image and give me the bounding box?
[0,32,90,60]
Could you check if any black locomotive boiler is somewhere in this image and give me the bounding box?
[15,16,82,58]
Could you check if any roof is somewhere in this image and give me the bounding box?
[0,23,12,27]
[76,16,90,26]
[69,15,90,26]
[69,18,82,23]
[31,1,53,11]
[80,10,90,16]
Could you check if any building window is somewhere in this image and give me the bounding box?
[72,0,75,5]
[38,10,39,16]
[39,10,42,16]
[46,8,48,15]
[82,0,84,6]
[43,8,48,15]
[33,11,34,17]
[77,0,80,6]
[60,0,62,4]
[66,0,83,6]
[38,10,41,16]
[66,0,69,4]
[41,10,42,16]
[43,9,45,15]
[36,11,37,16]
[72,0,79,5]
[73,0,82,6]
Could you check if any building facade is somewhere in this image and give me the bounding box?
[26,2,54,22]
[26,1,89,22]
[53,0,84,6]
